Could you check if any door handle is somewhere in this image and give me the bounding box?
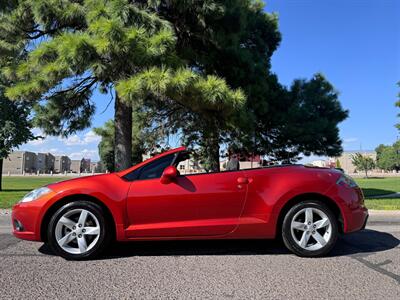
[237,177,249,184]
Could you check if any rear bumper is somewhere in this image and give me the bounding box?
[326,184,369,234]
[344,206,369,233]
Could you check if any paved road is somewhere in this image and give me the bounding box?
[0,212,399,299]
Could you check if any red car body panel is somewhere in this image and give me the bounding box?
[12,147,368,243]
[125,170,248,238]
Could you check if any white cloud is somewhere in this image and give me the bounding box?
[59,131,101,146]
[83,131,101,144]
[343,137,358,143]
[60,134,82,146]
[27,139,45,146]
[69,149,99,161]
[23,128,56,150]
[27,128,52,146]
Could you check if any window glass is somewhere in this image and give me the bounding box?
[124,154,175,181]
[138,154,175,180]
[174,152,207,175]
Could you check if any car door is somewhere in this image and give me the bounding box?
[125,156,248,238]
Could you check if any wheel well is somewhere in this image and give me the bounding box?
[276,193,344,235]
[40,194,116,242]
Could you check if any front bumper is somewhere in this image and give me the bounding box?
[11,192,56,242]
[12,203,42,241]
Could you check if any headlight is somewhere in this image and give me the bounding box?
[20,187,52,203]
[336,175,358,188]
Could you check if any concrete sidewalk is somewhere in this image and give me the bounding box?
[367,210,400,225]
[0,209,12,233]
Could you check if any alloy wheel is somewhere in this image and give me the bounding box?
[55,208,100,255]
[290,207,332,251]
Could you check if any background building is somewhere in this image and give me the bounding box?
[70,158,92,173]
[333,151,377,174]
[70,160,82,173]
[2,151,101,175]
[54,156,71,173]
[2,151,37,174]
[90,162,103,173]
[36,153,55,173]
[81,158,91,173]
[177,158,204,174]
[310,160,328,168]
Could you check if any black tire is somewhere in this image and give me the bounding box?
[282,201,338,257]
[47,201,110,260]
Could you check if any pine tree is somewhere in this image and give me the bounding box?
[0,84,34,190]
[0,0,244,171]
[141,0,348,166]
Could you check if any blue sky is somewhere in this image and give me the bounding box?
[266,0,399,155]
[19,0,400,162]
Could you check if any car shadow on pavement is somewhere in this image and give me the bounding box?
[38,229,399,260]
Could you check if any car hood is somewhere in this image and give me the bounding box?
[46,173,116,191]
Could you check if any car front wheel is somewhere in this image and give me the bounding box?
[282,201,338,257]
[47,201,110,260]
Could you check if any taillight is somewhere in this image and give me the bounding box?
[336,175,358,188]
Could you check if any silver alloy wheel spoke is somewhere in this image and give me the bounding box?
[78,210,88,226]
[290,207,332,251]
[55,208,100,255]
[299,232,310,248]
[84,226,100,235]
[58,216,75,230]
[77,236,88,253]
[58,232,75,246]
[305,208,313,224]
[312,231,327,246]
[314,218,329,229]
[292,221,307,231]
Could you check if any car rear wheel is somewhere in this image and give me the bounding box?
[47,201,110,260]
[282,201,338,257]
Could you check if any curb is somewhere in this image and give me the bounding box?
[368,210,400,216]
[366,192,400,199]
[0,209,11,216]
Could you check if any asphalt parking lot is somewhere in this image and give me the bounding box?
[0,212,399,299]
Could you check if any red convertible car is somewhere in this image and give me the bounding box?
[12,147,368,260]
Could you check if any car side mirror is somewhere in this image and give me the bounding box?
[160,166,178,184]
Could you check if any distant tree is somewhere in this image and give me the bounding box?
[93,121,115,173]
[0,85,34,191]
[351,153,375,178]
[376,141,400,172]
[336,158,342,169]
[396,82,400,131]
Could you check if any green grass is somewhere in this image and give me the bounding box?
[365,198,400,210]
[0,176,71,208]
[354,177,399,197]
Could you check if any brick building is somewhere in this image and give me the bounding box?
[54,156,71,173]
[2,151,37,174]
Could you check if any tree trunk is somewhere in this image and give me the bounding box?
[203,125,220,173]
[0,159,3,191]
[114,93,132,171]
